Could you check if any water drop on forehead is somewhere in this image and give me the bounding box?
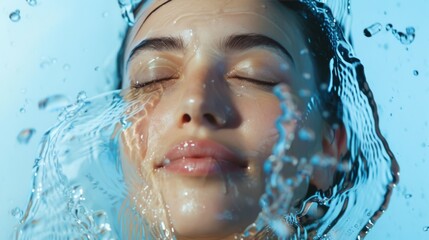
[9,10,21,22]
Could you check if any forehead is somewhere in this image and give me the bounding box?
[125,0,308,58]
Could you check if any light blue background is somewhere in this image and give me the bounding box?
[1,0,428,239]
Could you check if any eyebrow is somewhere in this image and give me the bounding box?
[127,36,185,63]
[126,33,294,64]
[220,34,294,63]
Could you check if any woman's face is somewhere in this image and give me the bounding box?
[120,0,325,238]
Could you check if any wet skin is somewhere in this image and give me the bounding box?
[119,0,343,239]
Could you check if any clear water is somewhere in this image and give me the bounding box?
[11,0,400,239]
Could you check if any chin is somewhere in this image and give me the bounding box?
[158,174,262,239]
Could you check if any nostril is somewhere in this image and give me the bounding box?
[203,113,217,125]
[182,113,191,123]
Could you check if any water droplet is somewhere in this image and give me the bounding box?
[17,128,36,144]
[26,0,37,6]
[77,91,87,102]
[423,226,429,232]
[413,70,419,76]
[162,158,171,166]
[120,117,131,129]
[364,23,382,37]
[298,89,312,98]
[63,64,70,71]
[10,207,23,219]
[300,48,309,55]
[38,95,70,111]
[9,10,21,22]
[19,107,26,113]
[387,25,416,45]
[298,128,315,141]
[302,72,311,80]
[406,27,415,35]
[405,194,412,199]
[386,23,393,31]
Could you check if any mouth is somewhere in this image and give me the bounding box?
[155,139,248,177]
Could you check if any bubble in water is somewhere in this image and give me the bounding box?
[26,0,37,6]
[405,194,412,199]
[9,10,21,22]
[424,226,429,232]
[17,128,36,144]
[363,23,382,37]
[94,66,100,71]
[11,207,23,219]
[413,70,419,76]
[20,107,26,113]
[38,95,70,111]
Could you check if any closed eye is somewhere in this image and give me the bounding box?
[228,75,279,87]
[132,75,178,89]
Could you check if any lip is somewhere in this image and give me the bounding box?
[157,139,248,177]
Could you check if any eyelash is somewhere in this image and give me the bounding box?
[131,76,178,89]
[130,75,278,90]
[229,75,278,87]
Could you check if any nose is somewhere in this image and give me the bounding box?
[177,78,238,129]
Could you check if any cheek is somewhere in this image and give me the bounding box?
[238,94,281,155]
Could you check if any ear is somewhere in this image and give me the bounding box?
[310,123,347,191]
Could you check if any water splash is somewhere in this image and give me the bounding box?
[9,10,21,22]
[386,23,416,45]
[117,0,142,26]
[38,95,70,112]
[14,1,399,239]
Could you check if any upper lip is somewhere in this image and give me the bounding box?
[156,139,248,169]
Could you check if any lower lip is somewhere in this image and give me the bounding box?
[162,157,245,177]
